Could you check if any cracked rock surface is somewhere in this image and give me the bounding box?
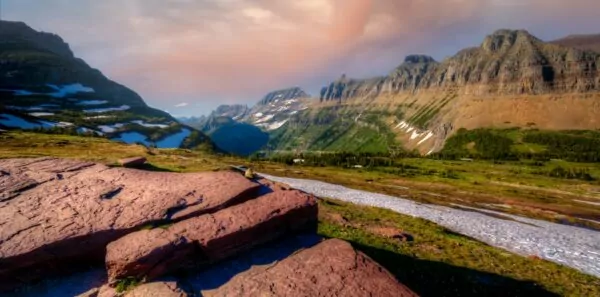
[105,187,318,282]
[0,157,261,290]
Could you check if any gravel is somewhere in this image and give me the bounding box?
[260,173,600,278]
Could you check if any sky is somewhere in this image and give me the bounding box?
[4,0,600,116]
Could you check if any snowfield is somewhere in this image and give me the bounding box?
[84,105,130,113]
[259,173,600,278]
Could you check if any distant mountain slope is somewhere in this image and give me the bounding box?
[0,20,211,149]
[551,33,600,53]
[183,88,310,156]
[271,29,600,154]
[241,87,310,131]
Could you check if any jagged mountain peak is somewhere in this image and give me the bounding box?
[258,87,309,105]
[481,29,541,53]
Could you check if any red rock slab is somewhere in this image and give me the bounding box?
[105,188,318,282]
[0,157,261,291]
[204,239,418,297]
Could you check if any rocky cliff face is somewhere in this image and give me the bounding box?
[272,29,600,155]
[321,30,600,102]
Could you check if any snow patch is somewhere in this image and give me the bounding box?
[7,106,44,111]
[0,113,54,129]
[57,122,74,127]
[354,112,362,122]
[84,105,130,113]
[29,112,55,117]
[255,114,275,124]
[131,120,170,128]
[112,128,191,148]
[47,84,95,98]
[84,115,114,120]
[418,132,434,145]
[410,130,422,140]
[265,120,288,131]
[98,123,125,133]
[254,112,264,118]
[76,100,108,106]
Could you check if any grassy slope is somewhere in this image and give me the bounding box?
[1,131,599,295]
[269,108,397,154]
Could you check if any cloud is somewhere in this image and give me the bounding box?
[4,0,600,115]
[174,102,189,108]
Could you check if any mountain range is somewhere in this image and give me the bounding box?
[191,29,600,156]
[3,20,600,157]
[0,20,212,150]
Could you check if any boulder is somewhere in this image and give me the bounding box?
[105,188,318,282]
[118,157,147,168]
[203,239,418,297]
[0,157,262,291]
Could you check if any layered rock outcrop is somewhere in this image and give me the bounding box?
[320,29,600,102]
[105,188,317,282]
[0,157,260,290]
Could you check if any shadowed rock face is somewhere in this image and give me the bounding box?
[129,239,418,297]
[105,187,318,282]
[0,157,261,290]
[208,239,418,297]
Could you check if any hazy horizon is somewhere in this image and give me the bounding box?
[4,0,600,116]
